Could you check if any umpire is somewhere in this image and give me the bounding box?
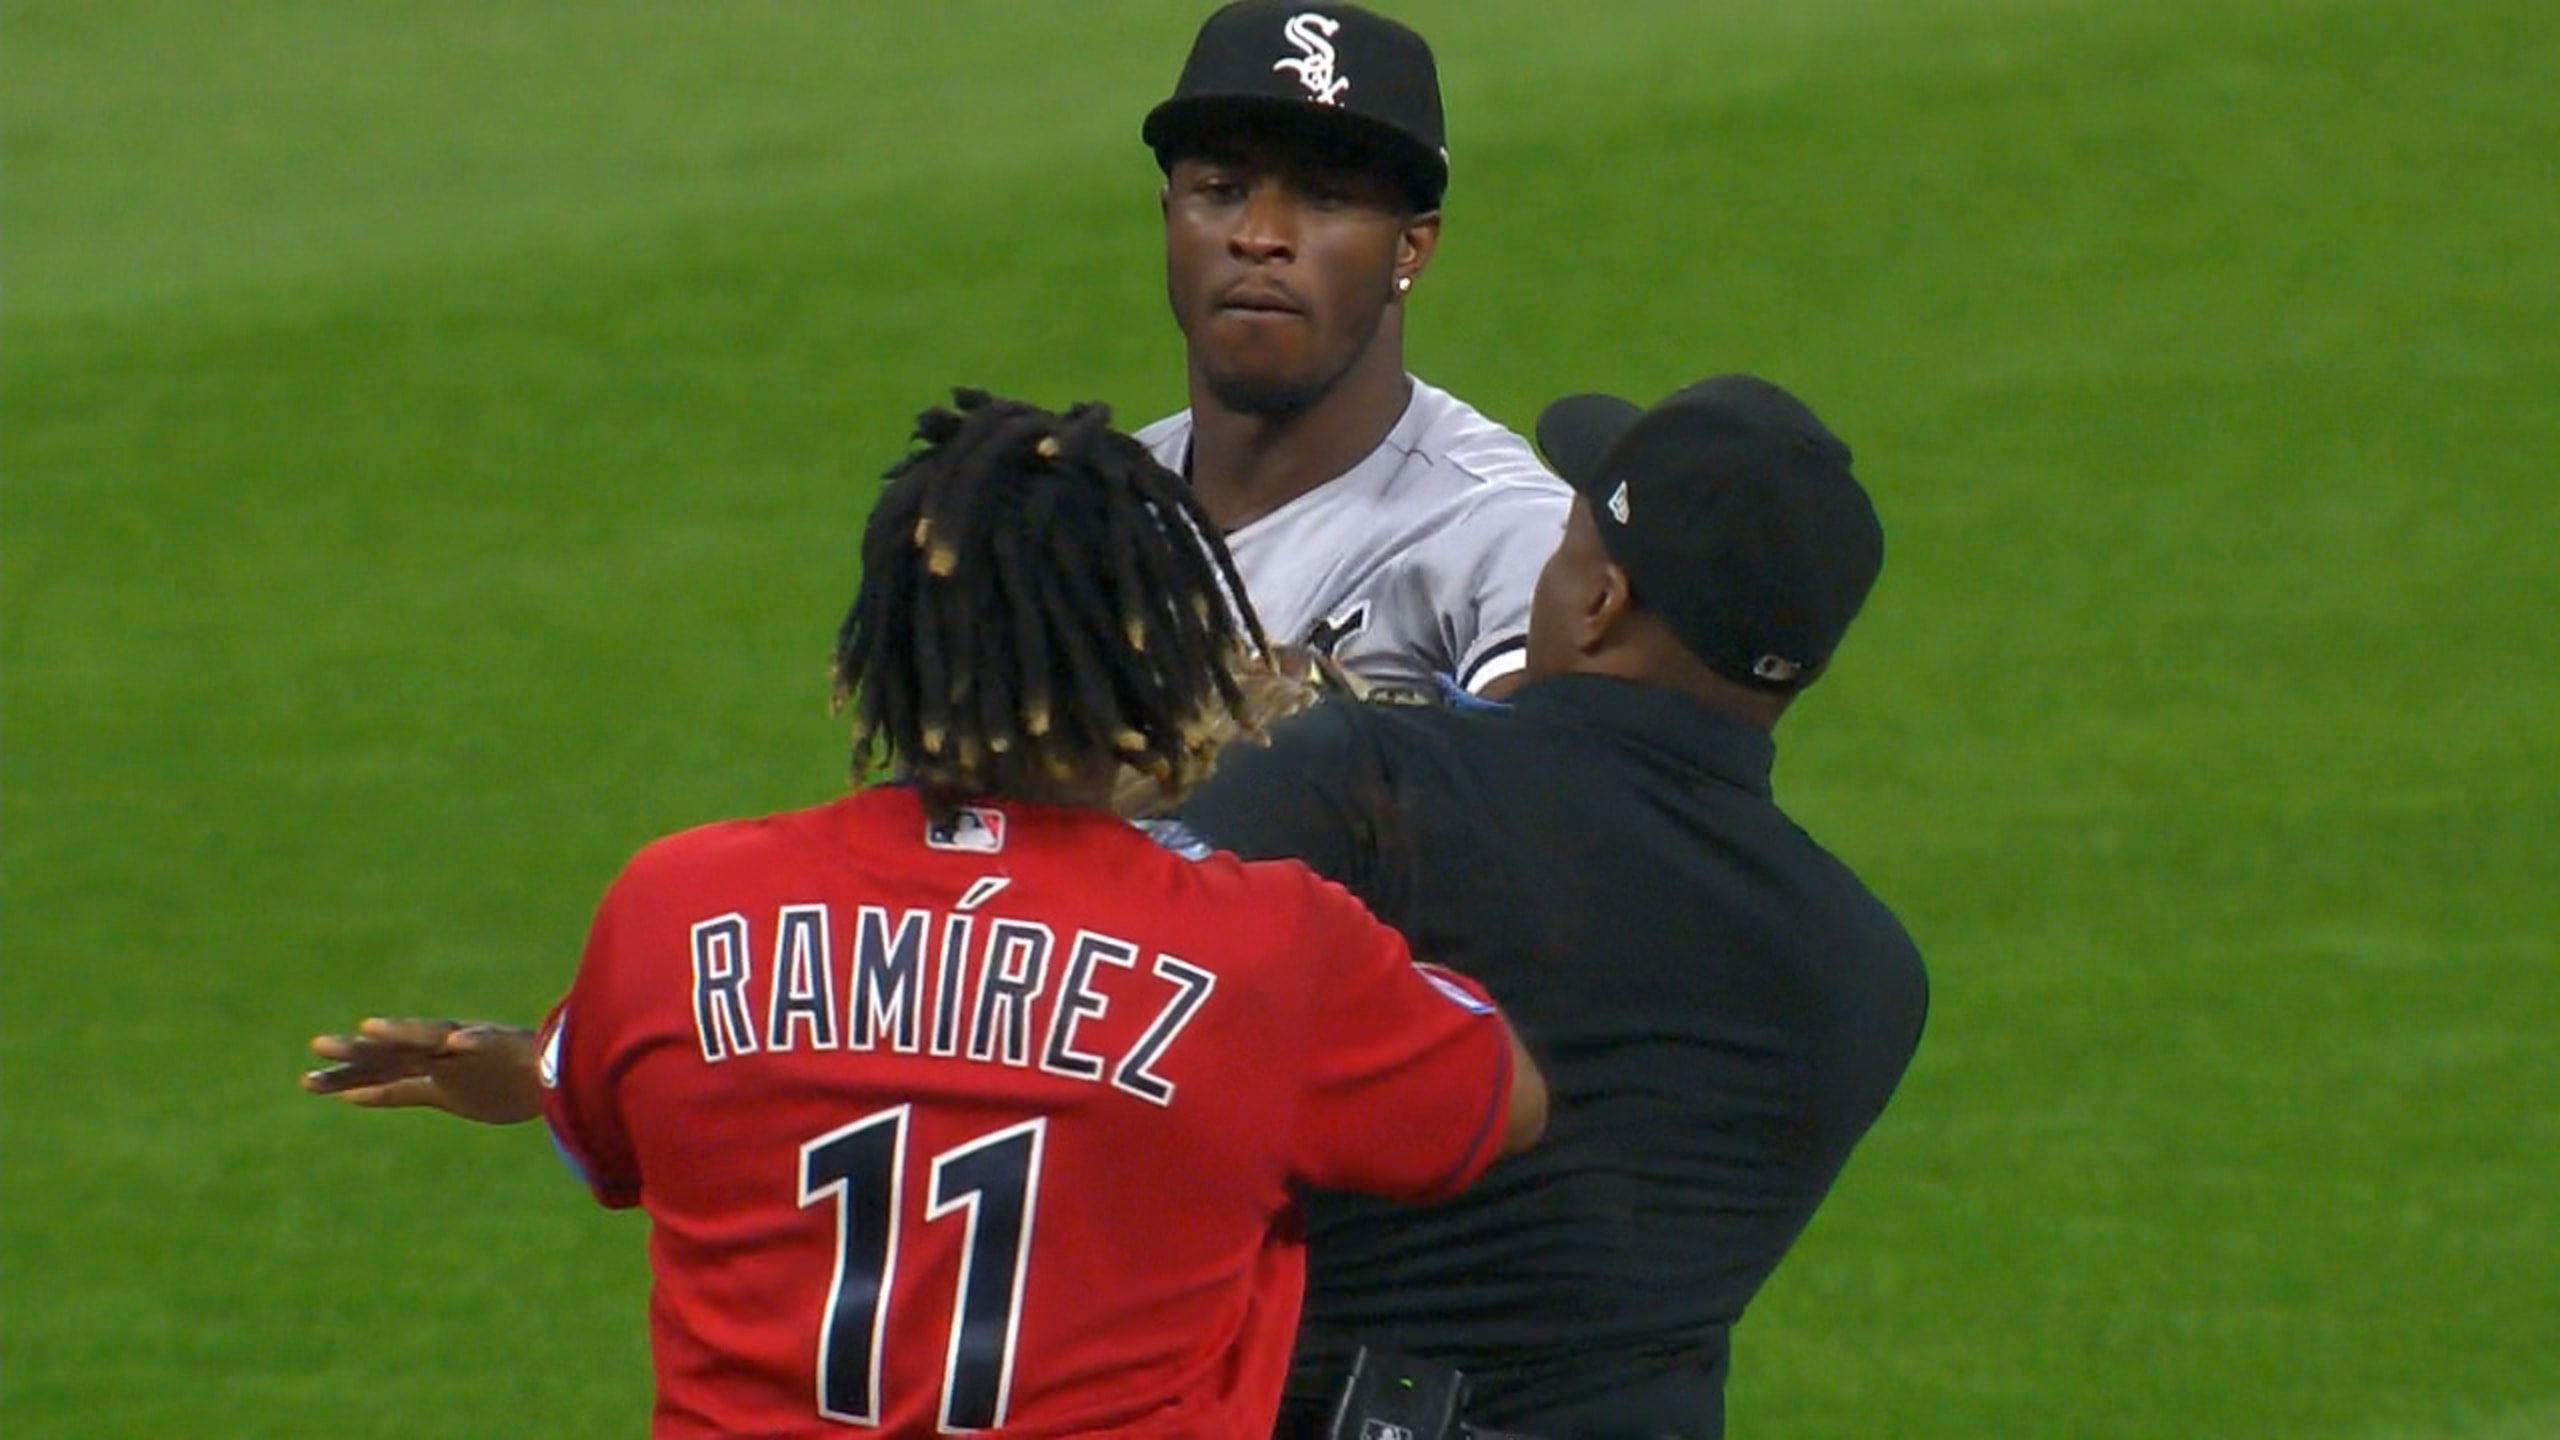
[1175,374,1931,1440]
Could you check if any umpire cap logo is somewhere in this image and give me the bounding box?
[1274,12,1351,104]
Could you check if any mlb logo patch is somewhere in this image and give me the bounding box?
[927,805,1008,854]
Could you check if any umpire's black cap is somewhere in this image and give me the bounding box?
[1535,376,1885,693]
[1144,1,1449,210]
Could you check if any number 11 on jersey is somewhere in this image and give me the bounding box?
[799,1106,1046,1430]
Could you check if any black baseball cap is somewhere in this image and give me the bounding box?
[1143,1,1449,210]
[1535,375,1885,693]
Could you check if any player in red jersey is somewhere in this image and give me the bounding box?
[306,390,1545,1439]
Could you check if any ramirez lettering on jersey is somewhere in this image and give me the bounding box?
[686,901,1215,1106]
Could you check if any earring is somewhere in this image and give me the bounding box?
[1396,276,1414,294]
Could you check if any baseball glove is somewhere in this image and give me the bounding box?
[1110,644,1372,818]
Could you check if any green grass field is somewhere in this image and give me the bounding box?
[7,2,2556,1436]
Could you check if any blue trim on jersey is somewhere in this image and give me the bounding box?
[1434,673,1515,712]
[549,1128,598,1188]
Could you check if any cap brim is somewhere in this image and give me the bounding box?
[1143,96,1447,209]
[1534,393,1644,496]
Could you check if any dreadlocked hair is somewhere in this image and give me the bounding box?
[833,388,1274,815]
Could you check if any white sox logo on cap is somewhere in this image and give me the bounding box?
[1274,12,1350,104]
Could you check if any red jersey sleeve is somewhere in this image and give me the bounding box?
[1282,869,1514,1202]
[539,879,641,1209]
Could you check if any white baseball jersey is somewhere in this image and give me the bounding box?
[1139,377,1571,696]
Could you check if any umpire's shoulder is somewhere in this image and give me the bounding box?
[1175,699,1400,865]
[1201,696,1378,801]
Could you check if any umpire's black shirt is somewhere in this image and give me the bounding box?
[1175,674,1928,1440]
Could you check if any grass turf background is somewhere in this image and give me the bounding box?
[6,1,2555,1435]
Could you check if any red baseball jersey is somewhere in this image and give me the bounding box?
[540,785,1514,1439]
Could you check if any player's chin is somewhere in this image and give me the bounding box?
[1199,356,1326,419]
[1204,374,1322,418]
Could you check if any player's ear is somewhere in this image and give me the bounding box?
[1584,560,1638,649]
[1396,210,1443,286]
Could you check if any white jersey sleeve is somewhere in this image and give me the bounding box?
[1404,475,1567,693]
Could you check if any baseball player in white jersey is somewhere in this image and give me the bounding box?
[1142,3,1570,699]
[1140,379,1565,696]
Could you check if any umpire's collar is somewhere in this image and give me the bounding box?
[1504,673,1777,798]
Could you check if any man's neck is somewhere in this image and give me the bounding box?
[1566,621,1794,732]
[1184,365,1414,533]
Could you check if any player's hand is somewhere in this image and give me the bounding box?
[302,1016,543,1125]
